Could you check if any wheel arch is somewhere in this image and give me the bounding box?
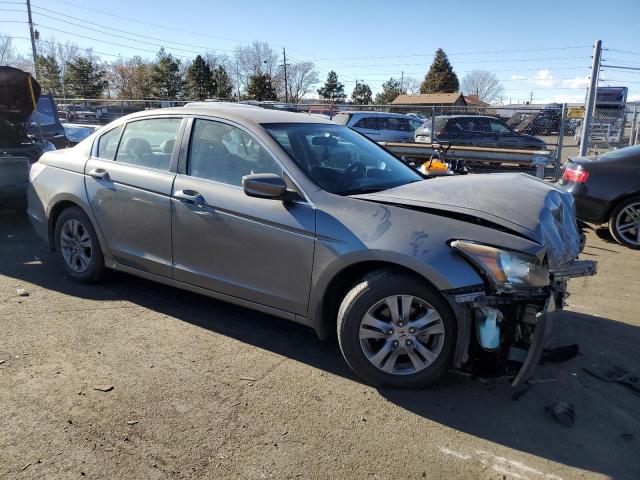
[310,259,448,341]
[46,194,111,261]
[605,191,640,223]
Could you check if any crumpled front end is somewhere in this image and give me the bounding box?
[447,191,596,386]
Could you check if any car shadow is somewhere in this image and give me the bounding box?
[1,210,639,479]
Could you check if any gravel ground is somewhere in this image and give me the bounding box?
[1,209,639,480]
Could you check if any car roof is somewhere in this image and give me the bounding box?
[340,111,416,118]
[117,104,336,127]
[437,115,501,120]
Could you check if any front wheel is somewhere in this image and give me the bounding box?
[337,271,457,388]
[609,196,640,249]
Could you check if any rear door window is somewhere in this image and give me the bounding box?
[114,118,181,170]
[353,117,382,130]
[96,126,123,161]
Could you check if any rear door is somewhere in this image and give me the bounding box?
[171,118,315,315]
[351,117,382,140]
[85,116,184,277]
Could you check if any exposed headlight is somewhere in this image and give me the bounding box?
[451,240,549,288]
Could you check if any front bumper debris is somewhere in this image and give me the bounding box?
[452,258,597,387]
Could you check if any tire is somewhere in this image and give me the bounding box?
[54,206,105,283]
[608,196,640,249]
[337,270,457,388]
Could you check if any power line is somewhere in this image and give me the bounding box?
[311,45,593,61]
[31,5,234,53]
[41,0,275,47]
[30,13,225,56]
[606,48,640,57]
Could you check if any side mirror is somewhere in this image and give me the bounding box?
[242,173,288,199]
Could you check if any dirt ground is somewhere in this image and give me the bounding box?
[1,209,639,480]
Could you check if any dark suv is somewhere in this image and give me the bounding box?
[415,115,547,150]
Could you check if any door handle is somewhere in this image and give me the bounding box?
[88,168,110,180]
[174,189,204,205]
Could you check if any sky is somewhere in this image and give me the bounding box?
[2,0,640,103]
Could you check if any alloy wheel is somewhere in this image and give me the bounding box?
[59,218,93,273]
[614,201,640,247]
[359,295,445,375]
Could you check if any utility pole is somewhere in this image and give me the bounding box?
[281,47,289,103]
[580,40,602,156]
[235,60,241,102]
[26,0,38,79]
[400,71,404,93]
[529,91,533,104]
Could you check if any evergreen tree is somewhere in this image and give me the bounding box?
[35,55,62,95]
[246,73,277,101]
[151,48,184,99]
[185,55,213,100]
[420,48,459,93]
[317,71,346,103]
[212,65,233,99]
[375,78,402,104]
[352,82,372,104]
[63,56,107,98]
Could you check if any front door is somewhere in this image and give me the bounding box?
[85,117,183,277]
[171,118,315,316]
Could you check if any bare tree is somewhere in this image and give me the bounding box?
[107,56,152,99]
[283,61,319,103]
[0,34,30,71]
[460,70,504,104]
[401,76,421,94]
[234,41,278,90]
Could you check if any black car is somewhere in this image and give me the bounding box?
[27,94,67,149]
[0,66,55,209]
[415,115,547,150]
[560,145,640,249]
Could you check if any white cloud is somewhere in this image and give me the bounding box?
[561,76,590,89]
[533,69,555,87]
[534,94,586,104]
[628,93,640,102]
[510,74,526,81]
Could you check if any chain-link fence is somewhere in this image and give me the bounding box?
[52,98,640,181]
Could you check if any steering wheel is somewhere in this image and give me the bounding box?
[337,161,366,190]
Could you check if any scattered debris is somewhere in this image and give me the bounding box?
[16,288,29,297]
[529,377,558,385]
[0,360,5,365]
[542,344,579,363]
[20,463,31,472]
[511,383,533,401]
[93,385,114,392]
[583,364,640,394]
[238,377,256,382]
[547,401,575,427]
[126,420,139,425]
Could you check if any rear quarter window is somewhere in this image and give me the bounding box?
[96,126,123,160]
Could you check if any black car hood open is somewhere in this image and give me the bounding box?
[0,66,41,126]
[353,173,581,267]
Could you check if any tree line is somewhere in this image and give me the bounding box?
[1,34,504,104]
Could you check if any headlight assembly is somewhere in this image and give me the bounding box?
[451,240,549,289]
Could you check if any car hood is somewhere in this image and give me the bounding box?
[352,173,581,267]
[0,66,41,126]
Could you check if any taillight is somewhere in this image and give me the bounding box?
[562,166,589,183]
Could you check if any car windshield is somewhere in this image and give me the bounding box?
[28,97,57,126]
[264,123,423,195]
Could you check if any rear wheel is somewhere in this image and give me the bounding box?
[337,271,456,388]
[609,196,640,249]
[54,207,105,282]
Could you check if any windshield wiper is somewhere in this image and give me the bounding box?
[338,187,388,196]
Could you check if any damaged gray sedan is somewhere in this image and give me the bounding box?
[27,105,596,388]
